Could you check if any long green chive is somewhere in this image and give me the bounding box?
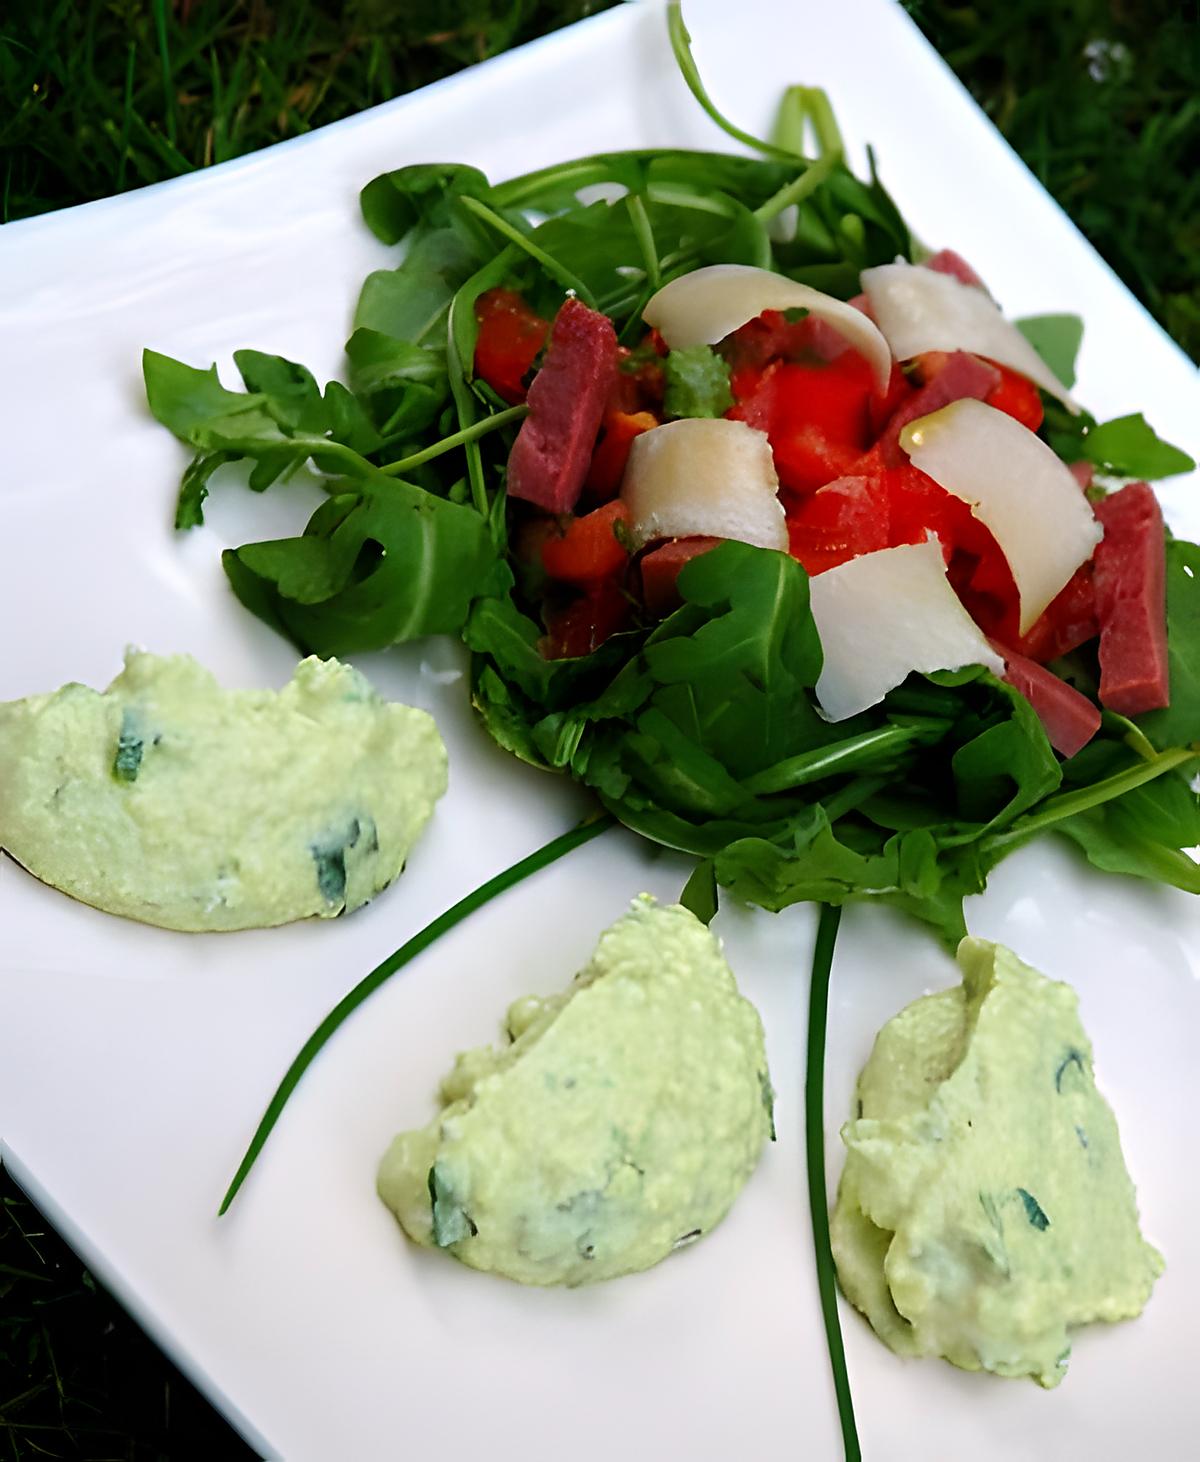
[806,903,861,1462]
[218,812,616,1215]
[376,404,528,478]
[754,153,842,226]
[666,3,798,164]
[983,745,1199,851]
[456,195,597,307]
[626,193,662,291]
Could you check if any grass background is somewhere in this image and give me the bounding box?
[0,1,1196,1457]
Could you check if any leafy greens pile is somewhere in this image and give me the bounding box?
[142,8,1200,949]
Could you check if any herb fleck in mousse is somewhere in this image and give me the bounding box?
[0,652,446,931]
[831,937,1163,1385]
[378,896,772,1285]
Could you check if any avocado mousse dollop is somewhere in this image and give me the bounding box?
[377,896,773,1286]
[831,937,1163,1386]
[0,651,446,931]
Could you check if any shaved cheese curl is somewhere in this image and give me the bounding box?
[901,399,1102,634]
[621,418,787,552]
[861,261,1079,410]
[809,538,1004,721]
[643,264,893,392]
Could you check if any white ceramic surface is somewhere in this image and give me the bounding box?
[2,2,1197,1458]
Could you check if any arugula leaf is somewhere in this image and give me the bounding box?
[467,543,1074,944]
[174,449,236,530]
[358,162,492,246]
[1057,806,1200,894]
[355,228,480,341]
[1041,398,1194,481]
[232,350,328,433]
[343,329,449,438]
[346,227,485,439]
[680,861,720,925]
[223,476,505,656]
[663,345,733,418]
[143,348,382,525]
[1083,412,1196,480]
[1015,314,1084,388]
[143,348,265,439]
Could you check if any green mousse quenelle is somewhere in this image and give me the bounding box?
[0,651,447,932]
[831,938,1163,1386]
[377,896,773,1285]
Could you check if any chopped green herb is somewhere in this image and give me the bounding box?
[680,859,719,925]
[663,345,734,419]
[112,710,144,783]
[759,1069,777,1141]
[1054,1048,1087,1092]
[672,1228,702,1250]
[429,1163,477,1247]
[978,1190,1003,1234]
[310,818,362,906]
[1016,1187,1050,1231]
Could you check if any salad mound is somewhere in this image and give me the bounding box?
[141,19,1198,948]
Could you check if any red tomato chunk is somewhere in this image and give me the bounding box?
[542,578,631,660]
[639,536,722,617]
[541,500,631,585]
[473,289,548,404]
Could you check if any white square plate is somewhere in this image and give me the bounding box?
[2,2,1197,1457]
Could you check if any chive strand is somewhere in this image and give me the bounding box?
[805,903,861,1462]
[666,3,797,164]
[984,745,1199,851]
[218,812,616,1216]
[754,152,841,226]
[744,724,925,795]
[626,193,662,291]
[444,311,490,518]
[376,404,528,478]
[456,195,597,308]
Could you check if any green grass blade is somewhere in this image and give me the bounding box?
[218,811,616,1216]
[805,903,861,1462]
[151,0,176,147]
[115,41,136,193]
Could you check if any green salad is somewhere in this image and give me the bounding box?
[142,10,1198,951]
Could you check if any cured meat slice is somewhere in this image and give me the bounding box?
[990,640,1101,758]
[506,297,618,513]
[1092,483,1170,715]
[878,351,1000,466]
